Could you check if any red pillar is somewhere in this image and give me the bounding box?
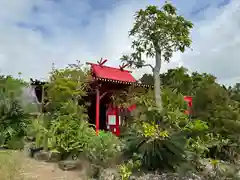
[96,87,100,136]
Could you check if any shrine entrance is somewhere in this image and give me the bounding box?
[87,92,110,131]
[86,59,152,136]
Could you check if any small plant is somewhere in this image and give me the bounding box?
[119,157,141,180]
[28,117,49,148]
[85,130,123,167]
[119,163,132,180]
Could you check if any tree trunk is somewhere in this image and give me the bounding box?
[153,51,163,111]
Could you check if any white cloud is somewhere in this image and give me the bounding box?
[0,0,238,85]
[182,0,240,85]
[0,0,138,80]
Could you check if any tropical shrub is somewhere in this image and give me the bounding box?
[124,121,189,171]
[29,98,93,158]
[28,62,90,151]
[48,111,95,157]
[0,75,30,149]
[84,130,123,167]
[29,62,123,167]
[122,91,191,171]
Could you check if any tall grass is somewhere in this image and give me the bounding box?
[0,150,24,180]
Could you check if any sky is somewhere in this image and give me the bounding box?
[0,0,239,85]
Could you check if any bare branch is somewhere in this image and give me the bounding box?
[141,63,154,70]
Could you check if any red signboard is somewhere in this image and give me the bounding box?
[106,105,120,136]
[184,96,193,115]
[184,96,192,102]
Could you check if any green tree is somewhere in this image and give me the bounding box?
[121,2,193,110]
[45,62,90,114]
[228,83,240,103]
[42,62,90,151]
[139,74,154,86]
[139,67,240,163]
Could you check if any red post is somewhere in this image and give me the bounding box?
[96,87,100,136]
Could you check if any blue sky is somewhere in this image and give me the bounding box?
[0,0,239,85]
[16,0,230,37]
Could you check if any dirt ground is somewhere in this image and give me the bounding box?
[20,157,82,180]
[0,150,83,180]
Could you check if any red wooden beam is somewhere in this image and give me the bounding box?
[97,58,103,65]
[97,58,108,66]
[87,58,108,67]
[119,63,129,70]
[86,62,93,65]
[99,59,107,66]
[100,92,108,100]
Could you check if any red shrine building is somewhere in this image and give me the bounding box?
[86,59,151,136]
[31,59,152,136]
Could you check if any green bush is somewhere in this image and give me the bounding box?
[0,82,30,149]
[29,62,124,167]
[29,108,95,155]
[48,114,95,156]
[5,137,24,150]
[84,130,123,167]
[120,91,195,172]
[31,113,123,166]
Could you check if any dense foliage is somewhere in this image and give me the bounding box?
[135,67,240,175]
[1,66,239,179]
[0,75,30,149]
[0,2,239,180]
[28,62,122,169]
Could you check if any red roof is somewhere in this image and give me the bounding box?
[91,64,136,83]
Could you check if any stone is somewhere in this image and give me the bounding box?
[58,160,78,171]
[88,164,102,178]
[57,159,99,180]
[0,146,9,150]
[23,142,45,158]
[98,168,119,180]
[34,150,50,161]
[46,151,61,162]
[23,142,35,157]
[58,160,83,171]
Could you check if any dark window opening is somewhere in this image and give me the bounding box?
[87,93,111,131]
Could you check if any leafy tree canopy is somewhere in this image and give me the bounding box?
[121,2,193,110]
